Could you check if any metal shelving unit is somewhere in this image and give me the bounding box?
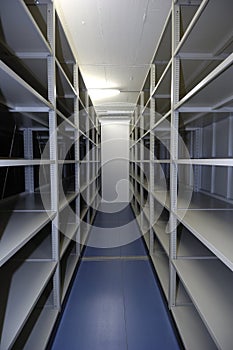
[0,0,100,348]
[130,1,233,349]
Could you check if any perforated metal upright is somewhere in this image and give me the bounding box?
[47,2,61,310]
[85,91,91,226]
[74,63,81,256]
[139,92,145,231]
[24,128,34,193]
[149,64,156,254]
[169,0,180,309]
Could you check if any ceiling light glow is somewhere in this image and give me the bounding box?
[88,88,120,100]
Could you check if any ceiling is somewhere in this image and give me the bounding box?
[55,0,171,117]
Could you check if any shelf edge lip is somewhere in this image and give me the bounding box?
[177,159,233,166]
[0,159,55,167]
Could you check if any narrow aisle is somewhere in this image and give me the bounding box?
[50,204,181,350]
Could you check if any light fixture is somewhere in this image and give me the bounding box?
[88,88,120,100]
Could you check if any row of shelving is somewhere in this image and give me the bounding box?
[130,1,233,349]
[0,0,101,349]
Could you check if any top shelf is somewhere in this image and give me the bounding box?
[177,0,233,57]
[0,0,51,56]
[152,10,171,66]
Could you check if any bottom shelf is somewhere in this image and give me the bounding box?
[12,281,58,350]
[0,261,56,350]
[151,251,169,300]
[61,252,79,302]
[173,259,233,350]
[16,308,59,350]
[172,306,217,350]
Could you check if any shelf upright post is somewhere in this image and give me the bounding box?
[85,92,91,227]
[24,128,34,193]
[211,122,216,194]
[227,116,233,198]
[194,127,202,192]
[133,118,136,208]
[149,64,156,255]
[134,109,138,212]
[95,113,99,211]
[169,0,180,309]
[74,62,81,256]
[47,2,61,310]
[140,92,145,232]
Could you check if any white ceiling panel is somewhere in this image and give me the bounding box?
[55,0,171,116]
[104,65,149,91]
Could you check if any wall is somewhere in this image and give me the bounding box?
[100,118,130,202]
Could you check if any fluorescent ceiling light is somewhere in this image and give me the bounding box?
[88,88,120,100]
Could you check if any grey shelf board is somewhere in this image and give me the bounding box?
[152,59,172,97]
[176,279,192,306]
[0,261,56,350]
[22,308,59,350]
[56,59,77,97]
[177,190,233,210]
[59,192,79,211]
[80,174,98,193]
[176,208,233,271]
[133,191,141,206]
[153,218,214,262]
[153,9,171,63]
[60,223,79,258]
[0,192,52,212]
[80,224,89,247]
[152,160,170,164]
[61,254,79,302]
[0,211,54,267]
[152,190,170,209]
[0,159,53,167]
[177,226,215,259]
[56,110,78,130]
[176,0,233,56]
[151,251,169,300]
[143,206,150,222]
[0,0,51,55]
[173,259,233,350]
[153,220,169,255]
[90,189,100,207]
[143,231,150,247]
[176,53,233,110]
[80,206,89,220]
[172,305,217,350]
[142,220,150,235]
[56,13,76,64]
[0,60,52,110]
[177,158,233,166]
[150,233,191,305]
[58,160,77,165]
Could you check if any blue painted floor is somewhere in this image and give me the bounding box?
[50,203,180,350]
